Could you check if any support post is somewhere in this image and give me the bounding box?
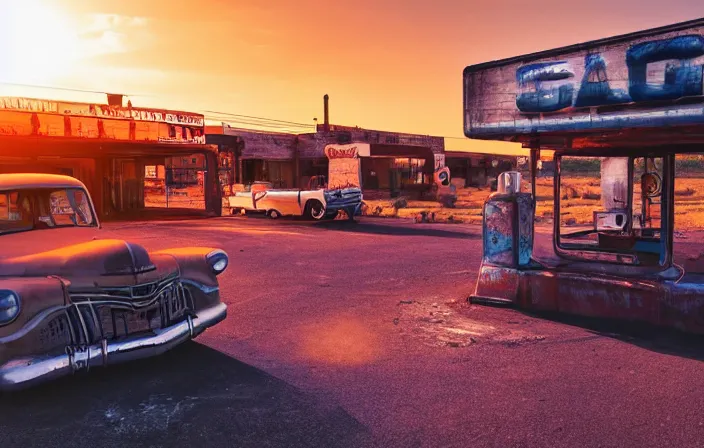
[204,150,222,216]
[529,147,540,202]
[294,137,300,189]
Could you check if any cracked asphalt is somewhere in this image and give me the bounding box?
[2,216,704,448]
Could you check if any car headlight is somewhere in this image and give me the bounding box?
[206,250,228,275]
[0,290,20,326]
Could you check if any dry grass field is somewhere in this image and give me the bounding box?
[140,174,704,229]
[363,176,704,230]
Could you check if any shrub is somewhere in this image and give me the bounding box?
[581,190,601,200]
[392,197,408,209]
[561,185,579,199]
[561,158,601,173]
[676,187,696,197]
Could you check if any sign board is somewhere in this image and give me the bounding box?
[324,142,371,159]
[324,143,367,190]
[0,97,59,113]
[464,19,704,142]
[433,154,446,171]
[0,96,206,144]
[0,96,205,126]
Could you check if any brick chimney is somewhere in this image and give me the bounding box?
[323,94,329,132]
[106,93,124,107]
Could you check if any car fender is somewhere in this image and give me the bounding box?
[301,190,326,211]
[0,277,69,332]
[0,277,71,365]
[151,247,227,309]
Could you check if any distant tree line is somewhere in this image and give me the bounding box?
[556,155,704,177]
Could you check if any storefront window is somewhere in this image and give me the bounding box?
[218,152,234,194]
[393,158,427,185]
[556,155,665,266]
[0,192,23,222]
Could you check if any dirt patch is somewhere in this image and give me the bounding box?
[393,298,547,349]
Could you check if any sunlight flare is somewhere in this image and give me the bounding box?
[0,0,80,84]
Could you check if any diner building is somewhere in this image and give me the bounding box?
[0,94,222,219]
[206,95,517,197]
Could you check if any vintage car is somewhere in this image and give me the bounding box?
[228,177,363,220]
[0,173,228,391]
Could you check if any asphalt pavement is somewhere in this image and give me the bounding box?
[2,216,704,448]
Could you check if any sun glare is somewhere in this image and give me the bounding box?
[0,0,80,85]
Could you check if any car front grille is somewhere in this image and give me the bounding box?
[325,188,363,210]
[68,276,193,344]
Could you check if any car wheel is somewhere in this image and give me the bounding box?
[268,210,280,219]
[231,207,242,215]
[305,200,326,220]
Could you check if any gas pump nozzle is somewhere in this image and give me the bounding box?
[497,171,522,195]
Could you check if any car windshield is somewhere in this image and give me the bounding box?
[0,187,96,235]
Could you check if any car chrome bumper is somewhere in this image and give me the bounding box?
[325,201,363,215]
[0,303,227,392]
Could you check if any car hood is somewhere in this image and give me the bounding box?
[0,228,159,278]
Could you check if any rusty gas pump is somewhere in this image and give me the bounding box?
[470,170,535,305]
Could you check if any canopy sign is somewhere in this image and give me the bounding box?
[0,97,205,126]
[464,19,704,142]
[324,143,368,190]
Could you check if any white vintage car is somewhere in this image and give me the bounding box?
[228,178,362,221]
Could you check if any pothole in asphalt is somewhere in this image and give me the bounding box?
[394,299,546,349]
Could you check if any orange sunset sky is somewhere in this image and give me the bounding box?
[1,0,703,154]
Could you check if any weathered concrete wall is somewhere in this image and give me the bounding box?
[223,128,297,160]
[296,132,327,159]
[297,127,445,159]
[219,124,446,161]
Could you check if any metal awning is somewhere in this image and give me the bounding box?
[463,18,704,149]
[368,144,435,173]
[0,135,218,158]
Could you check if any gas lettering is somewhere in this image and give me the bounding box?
[516,34,704,113]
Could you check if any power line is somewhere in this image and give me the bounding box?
[211,118,313,130]
[0,81,482,140]
[203,110,315,127]
[217,125,317,135]
[0,81,313,128]
[204,116,314,129]
[0,81,148,97]
[203,117,314,130]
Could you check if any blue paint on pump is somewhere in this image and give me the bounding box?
[482,194,534,266]
[633,240,661,254]
[483,202,514,265]
[517,194,534,266]
[485,230,513,257]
